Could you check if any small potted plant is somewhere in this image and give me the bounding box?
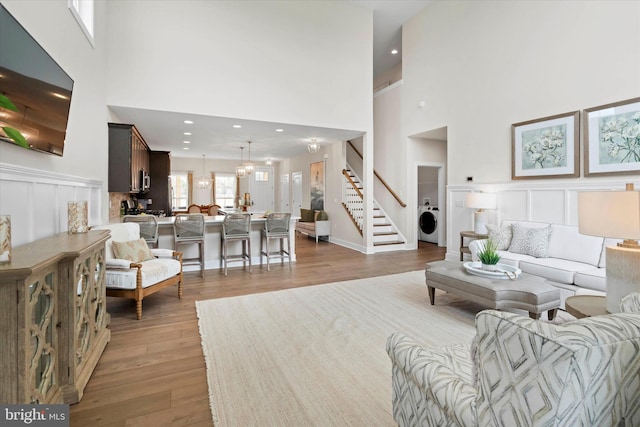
[477,239,501,271]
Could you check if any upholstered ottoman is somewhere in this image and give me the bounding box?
[425,260,561,320]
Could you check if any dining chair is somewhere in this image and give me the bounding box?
[260,212,292,271]
[187,204,201,213]
[208,204,222,216]
[173,213,205,277]
[122,215,159,248]
[221,213,252,276]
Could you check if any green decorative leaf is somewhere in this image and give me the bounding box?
[2,126,30,148]
[0,94,18,111]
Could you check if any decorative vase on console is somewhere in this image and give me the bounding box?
[477,239,501,271]
[0,215,11,264]
[68,201,88,234]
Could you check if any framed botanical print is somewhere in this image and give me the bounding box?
[310,160,325,210]
[511,111,580,180]
[584,97,640,177]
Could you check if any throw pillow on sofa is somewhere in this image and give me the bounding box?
[316,210,329,221]
[300,208,314,222]
[486,224,512,250]
[509,223,552,258]
[111,238,155,262]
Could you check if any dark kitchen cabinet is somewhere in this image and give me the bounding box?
[108,123,150,193]
[148,151,172,215]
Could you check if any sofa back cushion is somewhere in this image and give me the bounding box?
[547,224,603,266]
[92,222,141,261]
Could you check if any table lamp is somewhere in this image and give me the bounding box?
[465,192,497,234]
[578,183,640,313]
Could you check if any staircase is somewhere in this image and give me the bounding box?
[342,168,406,252]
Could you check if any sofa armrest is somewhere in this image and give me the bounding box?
[468,239,488,262]
[106,258,138,269]
[315,220,331,237]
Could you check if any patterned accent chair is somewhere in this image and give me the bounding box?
[387,296,640,426]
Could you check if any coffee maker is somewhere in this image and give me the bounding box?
[121,199,140,215]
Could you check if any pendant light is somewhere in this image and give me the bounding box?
[244,140,255,175]
[236,147,247,178]
[196,154,212,189]
[307,138,320,153]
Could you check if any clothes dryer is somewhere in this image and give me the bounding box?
[418,206,439,243]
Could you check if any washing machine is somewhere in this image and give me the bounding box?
[418,206,439,243]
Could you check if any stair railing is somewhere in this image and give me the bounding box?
[342,169,364,233]
[347,140,407,208]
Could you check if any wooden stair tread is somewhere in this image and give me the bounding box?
[374,241,405,246]
[374,223,391,227]
[374,231,398,236]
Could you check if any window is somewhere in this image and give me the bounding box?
[69,0,94,46]
[254,170,269,182]
[215,173,237,209]
[171,172,189,211]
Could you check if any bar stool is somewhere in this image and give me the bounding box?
[221,213,252,276]
[123,215,159,248]
[174,213,205,277]
[260,212,292,271]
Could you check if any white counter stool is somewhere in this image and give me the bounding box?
[260,212,292,271]
[123,215,159,248]
[221,213,252,276]
[174,213,205,277]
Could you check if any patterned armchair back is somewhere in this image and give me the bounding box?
[474,310,640,426]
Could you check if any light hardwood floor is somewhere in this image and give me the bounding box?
[69,236,446,426]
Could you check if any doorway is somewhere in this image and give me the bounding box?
[291,171,302,216]
[249,166,274,212]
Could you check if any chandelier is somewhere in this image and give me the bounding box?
[196,154,212,189]
[236,147,247,178]
[244,140,255,175]
[307,138,320,153]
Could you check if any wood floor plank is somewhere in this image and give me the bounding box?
[69,236,445,425]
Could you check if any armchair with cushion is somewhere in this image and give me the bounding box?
[387,297,640,426]
[93,222,183,320]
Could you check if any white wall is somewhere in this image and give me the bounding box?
[403,0,640,185]
[0,1,110,244]
[105,1,373,133]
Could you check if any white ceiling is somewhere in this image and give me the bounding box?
[109,1,431,162]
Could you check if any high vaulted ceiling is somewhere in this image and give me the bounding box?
[110,1,431,162]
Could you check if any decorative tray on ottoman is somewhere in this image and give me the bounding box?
[463,261,522,280]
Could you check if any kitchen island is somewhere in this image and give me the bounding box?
[156,215,298,272]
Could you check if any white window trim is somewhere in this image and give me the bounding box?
[68,0,95,47]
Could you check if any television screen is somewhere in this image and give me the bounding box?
[0,4,74,156]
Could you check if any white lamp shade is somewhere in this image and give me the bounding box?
[465,192,497,210]
[578,190,640,239]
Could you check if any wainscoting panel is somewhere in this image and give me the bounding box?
[0,163,103,247]
[530,190,565,224]
[446,179,640,261]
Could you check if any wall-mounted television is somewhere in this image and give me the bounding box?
[0,4,74,156]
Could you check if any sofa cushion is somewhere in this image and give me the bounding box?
[547,224,603,267]
[300,208,314,222]
[573,267,607,292]
[486,224,512,250]
[518,257,593,285]
[105,258,182,290]
[111,238,154,262]
[509,223,551,257]
[315,210,329,221]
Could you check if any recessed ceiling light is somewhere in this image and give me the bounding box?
[184,132,192,136]
[184,120,194,124]
[276,129,284,132]
[183,147,189,150]
[391,49,398,55]
[233,124,242,128]
[183,141,190,144]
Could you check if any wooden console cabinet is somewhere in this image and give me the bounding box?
[0,231,111,404]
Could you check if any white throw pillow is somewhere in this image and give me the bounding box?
[509,223,552,258]
[486,224,512,250]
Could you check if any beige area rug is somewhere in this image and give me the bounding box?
[195,270,572,426]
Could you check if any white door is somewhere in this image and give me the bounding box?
[280,173,290,212]
[291,171,302,216]
[249,166,274,212]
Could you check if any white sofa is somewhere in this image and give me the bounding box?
[469,220,620,305]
